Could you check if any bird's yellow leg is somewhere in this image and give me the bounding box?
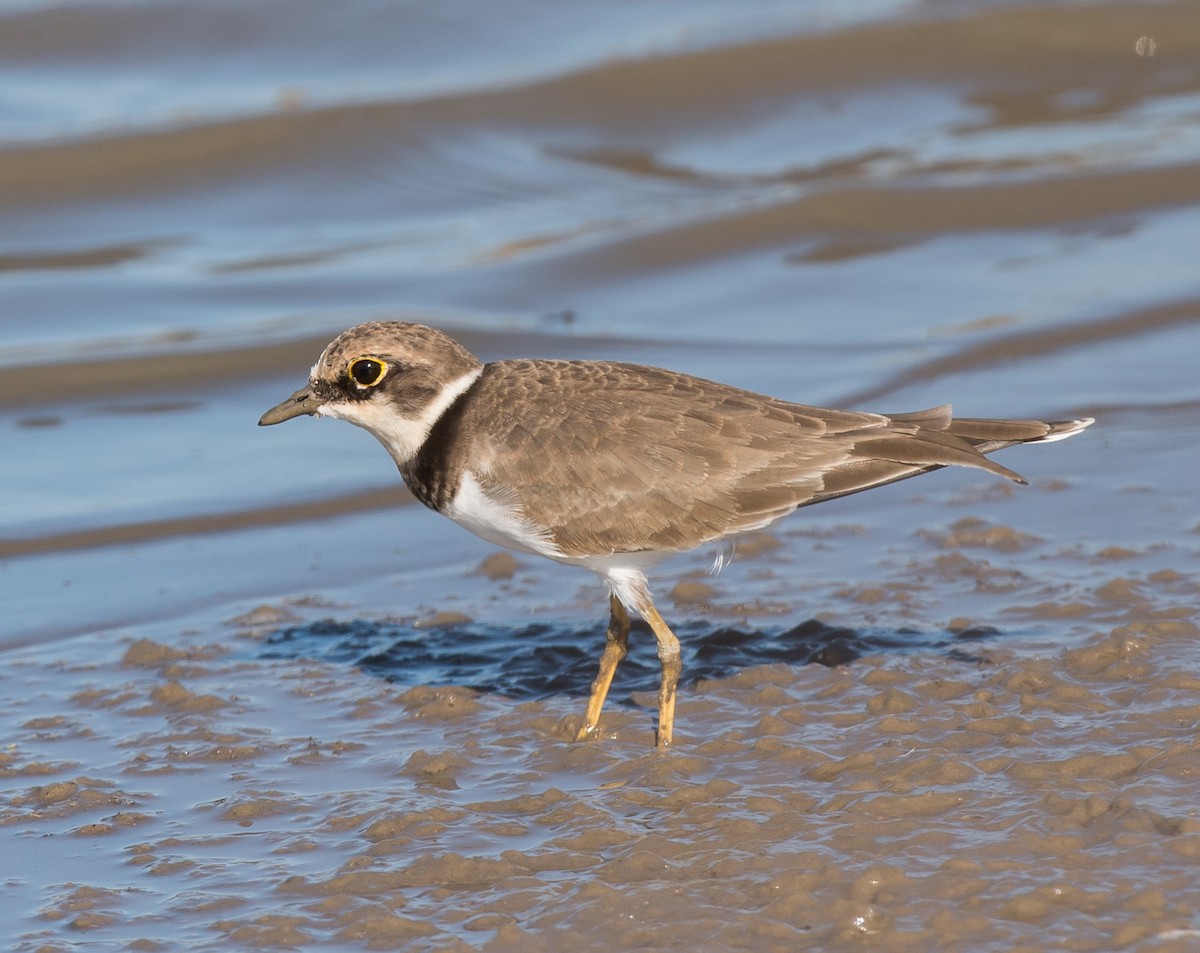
[574,595,630,741]
[641,601,682,749]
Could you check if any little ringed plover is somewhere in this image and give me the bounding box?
[259,321,1093,748]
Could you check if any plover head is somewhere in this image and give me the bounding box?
[259,321,483,466]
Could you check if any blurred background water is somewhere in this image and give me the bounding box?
[3,0,1196,644]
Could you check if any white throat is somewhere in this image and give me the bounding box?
[319,367,482,466]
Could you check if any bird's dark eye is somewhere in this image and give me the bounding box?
[348,358,387,388]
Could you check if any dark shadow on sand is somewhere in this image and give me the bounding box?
[261,618,1003,702]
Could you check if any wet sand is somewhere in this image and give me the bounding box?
[3,0,1200,949]
[4,519,1200,951]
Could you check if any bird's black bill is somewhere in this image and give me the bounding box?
[258,387,324,426]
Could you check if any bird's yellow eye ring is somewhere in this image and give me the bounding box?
[348,357,387,388]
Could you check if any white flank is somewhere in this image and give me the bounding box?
[448,475,677,621]
[319,367,482,466]
[446,471,565,560]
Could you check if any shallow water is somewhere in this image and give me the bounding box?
[2,0,1199,950]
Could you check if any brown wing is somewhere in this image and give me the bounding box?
[458,360,1084,557]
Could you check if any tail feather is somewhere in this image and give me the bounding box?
[943,414,1094,445]
[804,410,1093,509]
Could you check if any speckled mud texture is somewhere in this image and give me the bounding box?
[5,514,1200,951]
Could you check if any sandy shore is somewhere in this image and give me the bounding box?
[4,507,1199,951]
